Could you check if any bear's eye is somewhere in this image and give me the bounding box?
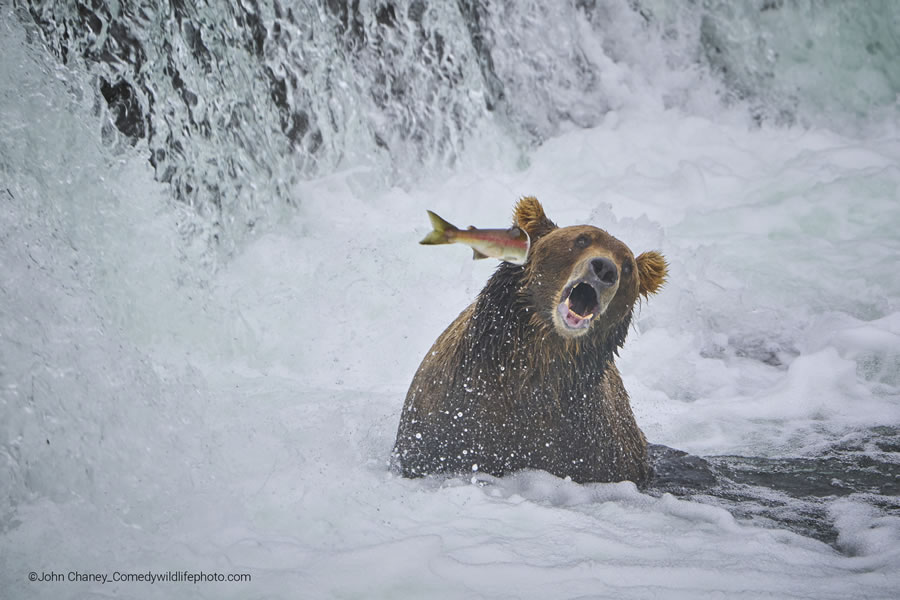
[622,259,633,277]
[574,234,591,249]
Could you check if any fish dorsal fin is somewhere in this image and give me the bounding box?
[472,248,489,260]
[466,225,476,230]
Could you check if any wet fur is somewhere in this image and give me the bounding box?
[394,197,666,483]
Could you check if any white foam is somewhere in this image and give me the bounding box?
[830,498,900,567]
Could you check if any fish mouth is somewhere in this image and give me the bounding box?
[555,279,603,332]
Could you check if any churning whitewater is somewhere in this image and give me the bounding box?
[2,1,899,599]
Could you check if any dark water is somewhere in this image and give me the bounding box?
[649,426,900,548]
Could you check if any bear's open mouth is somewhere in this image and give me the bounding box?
[557,281,600,329]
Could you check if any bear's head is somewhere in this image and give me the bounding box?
[514,196,667,342]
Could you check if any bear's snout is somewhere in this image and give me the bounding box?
[590,257,618,287]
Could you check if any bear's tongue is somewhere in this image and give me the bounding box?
[559,302,590,328]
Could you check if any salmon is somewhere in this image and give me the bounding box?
[419,210,530,265]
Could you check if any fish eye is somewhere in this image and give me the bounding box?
[574,234,590,249]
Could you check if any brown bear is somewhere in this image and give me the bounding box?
[393,197,667,484]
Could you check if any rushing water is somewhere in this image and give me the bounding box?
[2,1,900,598]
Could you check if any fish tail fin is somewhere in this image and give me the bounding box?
[420,210,457,245]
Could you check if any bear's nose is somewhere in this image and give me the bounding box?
[591,257,618,287]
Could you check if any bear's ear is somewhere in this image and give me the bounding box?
[636,251,668,299]
[513,196,557,241]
